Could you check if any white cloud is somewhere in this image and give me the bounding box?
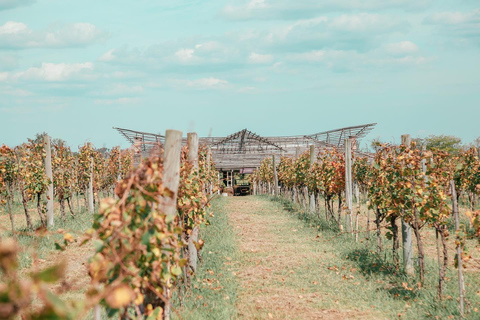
[423,9,480,44]
[328,13,405,32]
[171,77,229,90]
[221,0,428,21]
[261,13,408,52]
[424,10,480,25]
[0,21,29,34]
[174,48,198,63]
[385,41,418,55]
[0,53,18,71]
[0,86,32,96]
[0,21,108,49]
[238,86,259,93]
[288,50,326,62]
[248,52,273,64]
[101,84,144,96]
[390,56,429,65]
[99,49,115,62]
[15,62,94,81]
[0,72,10,81]
[0,104,65,114]
[94,97,141,105]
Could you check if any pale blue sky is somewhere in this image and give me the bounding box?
[0,0,479,149]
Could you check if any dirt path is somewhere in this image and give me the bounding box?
[226,196,382,320]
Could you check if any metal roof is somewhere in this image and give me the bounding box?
[114,123,377,170]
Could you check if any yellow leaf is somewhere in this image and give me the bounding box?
[64,233,74,243]
[105,284,133,309]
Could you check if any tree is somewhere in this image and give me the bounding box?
[424,135,462,153]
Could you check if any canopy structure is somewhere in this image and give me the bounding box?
[114,123,376,170]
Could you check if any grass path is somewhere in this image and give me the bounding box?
[179,195,479,319]
[227,196,381,320]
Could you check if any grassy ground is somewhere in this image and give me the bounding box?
[173,196,240,320]
[2,192,480,319]
[178,195,480,319]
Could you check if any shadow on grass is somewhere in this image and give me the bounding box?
[269,195,341,233]
[346,247,419,300]
[266,194,420,301]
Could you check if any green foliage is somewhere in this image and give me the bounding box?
[424,134,462,153]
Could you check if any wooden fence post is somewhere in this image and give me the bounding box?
[87,143,94,214]
[309,145,316,213]
[345,138,353,233]
[401,134,414,275]
[272,154,278,196]
[93,304,101,320]
[44,135,54,227]
[187,132,200,275]
[206,148,212,195]
[451,180,465,317]
[161,129,182,320]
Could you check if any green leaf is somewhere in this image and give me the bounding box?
[171,266,182,276]
[33,263,65,283]
[146,307,162,320]
[93,239,104,252]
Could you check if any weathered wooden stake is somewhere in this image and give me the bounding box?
[309,145,316,213]
[161,129,182,320]
[272,154,278,196]
[345,138,353,233]
[93,305,101,320]
[43,135,54,227]
[206,148,212,195]
[355,182,360,242]
[401,134,414,275]
[87,143,94,214]
[451,180,465,317]
[187,132,200,275]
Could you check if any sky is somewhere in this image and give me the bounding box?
[0,0,479,150]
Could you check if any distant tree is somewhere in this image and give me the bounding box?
[424,135,462,153]
[369,137,385,152]
[472,136,480,149]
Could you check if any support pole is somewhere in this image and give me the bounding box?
[451,180,465,317]
[44,135,54,227]
[87,143,94,214]
[345,138,353,233]
[309,145,316,213]
[187,132,199,274]
[401,134,414,275]
[272,154,278,197]
[206,148,212,195]
[161,129,182,320]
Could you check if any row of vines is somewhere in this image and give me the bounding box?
[0,131,219,319]
[252,140,480,316]
[0,136,134,231]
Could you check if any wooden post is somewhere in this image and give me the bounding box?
[187,132,199,274]
[161,129,182,320]
[354,182,360,242]
[272,154,278,196]
[451,180,465,317]
[161,130,182,216]
[401,134,414,275]
[87,143,94,214]
[118,149,122,182]
[345,138,353,233]
[44,135,54,227]
[93,305,101,320]
[309,145,315,213]
[206,148,212,195]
